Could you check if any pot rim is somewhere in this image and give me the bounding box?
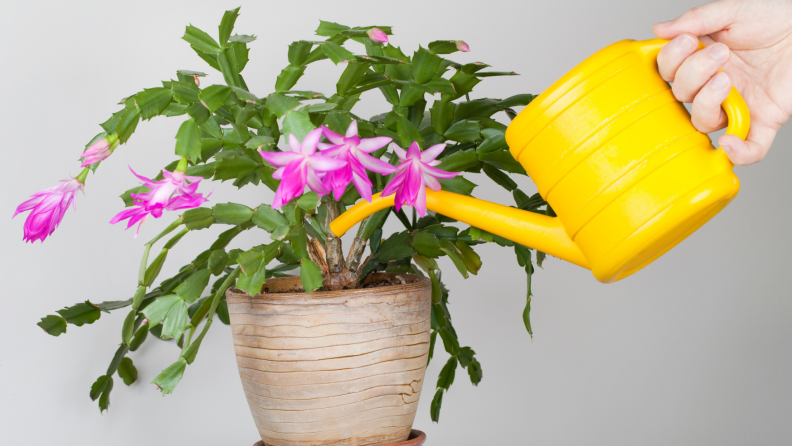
[227,272,431,302]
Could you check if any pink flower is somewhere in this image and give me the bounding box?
[14,177,84,243]
[367,28,388,43]
[455,40,470,52]
[110,167,208,236]
[319,121,396,202]
[259,128,347,208]
[381,141,458,217]
[80,134,118,167]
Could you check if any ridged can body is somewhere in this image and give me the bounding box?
[227,273,431,446]
[506,39,743,282]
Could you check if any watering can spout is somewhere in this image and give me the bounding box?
[329,190,590,270]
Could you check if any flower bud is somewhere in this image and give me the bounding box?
[14,177,84,243]
[366,27,388,43]
[80,138,112,167]
[455,40,470,52]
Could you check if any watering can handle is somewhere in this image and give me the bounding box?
[637,39,751,147]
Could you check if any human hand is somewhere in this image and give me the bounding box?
[653,0,792,165]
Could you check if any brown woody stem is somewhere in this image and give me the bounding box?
[345,238,367,272]
[322,196,344,273]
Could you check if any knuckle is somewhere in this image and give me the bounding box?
[656,53,674,81]
[691,113,714,133]
[659,66,675,82]
[671,83,692,102]
[684,6,701,20]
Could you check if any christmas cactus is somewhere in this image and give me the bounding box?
[19,7,549,422]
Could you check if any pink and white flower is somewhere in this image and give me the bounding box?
[80,134,118,167]
[14,177,84,243]
[259,128,347,208]
[381,141,458,217]
[455,40,470,52]
[366,28,388,43]
[110,167,208,236]
[319,121,396,202]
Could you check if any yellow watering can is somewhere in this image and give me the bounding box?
[330,39,751,283]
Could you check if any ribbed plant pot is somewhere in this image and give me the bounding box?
[226,273,431,446]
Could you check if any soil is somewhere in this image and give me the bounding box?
[362,275,408,288]
[260,274,409,294]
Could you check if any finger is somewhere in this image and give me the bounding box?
[671,43,730,102]
[653,0,737,39]
[691,71,731,133]
[718,127,776,166]
[657,33,699,82]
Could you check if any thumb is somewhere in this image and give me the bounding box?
[653,0,737,39]
[718,127,775,166]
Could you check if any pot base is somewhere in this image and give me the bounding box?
[252,430,426,446]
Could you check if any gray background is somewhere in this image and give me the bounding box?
[1,0,790,444]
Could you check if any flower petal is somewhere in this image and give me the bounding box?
[260,150,302,167]
[390,143,407,160]
[13,195,46,217]
[289,134,302,153]
[420,163,458,179]
[319,145,346,158]
[309,154,347,172]
[352,173,373,202]
[324,171,347,200]
[402,161,423,203]
[81,138,110,156]
[272,166,286,180]
[381,170,406,197]
[356,152,398,175]
[406,141,421,159]
[424,173,442,191]
[128,167,157,187]
[345,120,358,138]
[414,184,427,217]
[301,128,323,156]
[356,136,393,153]
[306,167,330,195]
[272,186,286,209]
[349,157,372,183]
[420,143,446,162]
[166,193,208,210]
[110,207,144,225]
[320,125,345,145]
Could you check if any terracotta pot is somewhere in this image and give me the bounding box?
[252,429,426,446]
[227,273,431,446]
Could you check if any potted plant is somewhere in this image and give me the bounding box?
[16,7,545,446]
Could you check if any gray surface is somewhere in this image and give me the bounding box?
[1,0,790,445]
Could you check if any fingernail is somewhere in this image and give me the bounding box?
[710,71,730,90]
[710,44,729,61]
[655,20,673,27]
[678,34,697,50]
[721,144,732,154]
